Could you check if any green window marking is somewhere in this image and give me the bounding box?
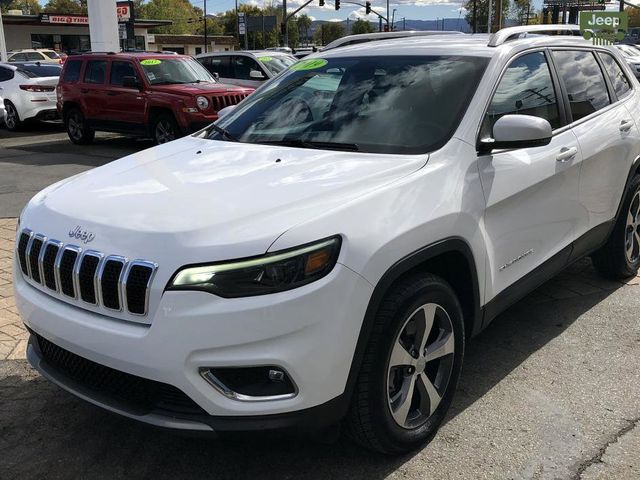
[140,59,162,66]
[290,59,328,71]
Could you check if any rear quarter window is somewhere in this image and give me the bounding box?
[62,60,83,83]
[598,52,632,99]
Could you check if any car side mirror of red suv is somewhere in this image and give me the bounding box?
[122,76,141,90]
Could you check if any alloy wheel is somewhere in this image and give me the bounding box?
[625,190,640,263]
[5,104,17,130]
[67,112,83,141]
[386,303,455,429]
[155,119,176,144]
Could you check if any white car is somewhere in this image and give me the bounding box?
[196,51,297,88]
[320,30,464,51]
[14,25,640,453]
[613,44,640,78]
[0,63,61,130]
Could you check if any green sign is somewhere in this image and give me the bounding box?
[140,59,162,66]
[289,59,328,71]
[579,12,628,44]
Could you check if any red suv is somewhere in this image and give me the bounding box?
[56,52,253,145]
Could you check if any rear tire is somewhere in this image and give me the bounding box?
[65,108,95,145]
[346,273,465,454]
[152,114,180,145]
[4,101,21,131]
[592,174,640,279]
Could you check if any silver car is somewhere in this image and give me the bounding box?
[195,51,297,88]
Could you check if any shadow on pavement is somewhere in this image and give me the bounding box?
[0,282,622,479]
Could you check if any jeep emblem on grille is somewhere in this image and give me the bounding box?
[68,226,95,244]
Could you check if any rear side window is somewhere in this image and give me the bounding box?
[25,52,45,61]
[232,56,262,80]
[62,60,82,82]
[43,51,60,59]
[83,60,107,84]
[9,53,27,62]
[0,67,14,82]
[483,51,561,137]
[110,61,138,85]
[598,52,632,99]
[552,50,610,122]
[201,56,231,77]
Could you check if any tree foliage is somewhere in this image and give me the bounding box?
[626,6,640,28]
[138,0,202,34]
[297,14,313,46]
[43,0,86,14]
[313,22,346,46]
[0,0,41,14]
[463,0,510,33]
[351,18,374,35]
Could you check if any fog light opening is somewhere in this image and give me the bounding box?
[200,366,297,402]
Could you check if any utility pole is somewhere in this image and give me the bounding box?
[283,0,288,47]
[487,0,492,33]
[403,17,406,30]
[620,0,624,12]
[472,0,477,33]
[204,0,208,53]
[386,0,389,31]
[391,9,396,31]
[235,0,239,46]
[0,11,7,63]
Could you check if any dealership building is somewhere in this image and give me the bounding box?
[2,12,172,52]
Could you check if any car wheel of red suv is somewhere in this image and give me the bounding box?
[65,108,95,145]
[152,114,179,145]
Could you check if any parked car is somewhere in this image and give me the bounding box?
[15,25,640,454]
[56,52,253,145]
[613,44,640,78]
[0,62,62,130]
[196,51,297,88]
[8,49,63,65]
[320,30,464,51]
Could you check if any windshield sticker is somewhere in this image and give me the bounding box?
[141,59,162,66]
[147,72,156,80]
[257,56,273,62]
[290,59,328,71]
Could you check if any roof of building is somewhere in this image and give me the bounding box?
[1,13,171,29]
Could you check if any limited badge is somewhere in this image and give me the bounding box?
[290,58,328,71]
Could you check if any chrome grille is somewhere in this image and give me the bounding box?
[17,229,157,316]
[212,93,249,112]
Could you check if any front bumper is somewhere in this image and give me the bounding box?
[15,258,372,430]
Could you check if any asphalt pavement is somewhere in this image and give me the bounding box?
[0,126,639,479]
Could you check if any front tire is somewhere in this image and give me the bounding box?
[152,114,180,145]
[4,101,21,131]
[65,108,95,145]
[346,274,465,454]
[592,174,640,279]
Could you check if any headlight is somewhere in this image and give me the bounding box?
[167,237,341,297]
[196,96,209,110]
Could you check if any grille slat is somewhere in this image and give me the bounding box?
[35,333,204,415]
[42,241,61,291]
[18,229,156,316]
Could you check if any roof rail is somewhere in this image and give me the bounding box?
[488,24,581,47]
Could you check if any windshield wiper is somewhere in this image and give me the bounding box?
[259,139,359,151]
[208,123,240,142]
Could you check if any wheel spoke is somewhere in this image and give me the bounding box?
[424,332,455,363]
[417,372,442,416]
[631,194,640,224]
[634,231,640,260]
[390,375,417,426]
[414,304,437,354]
[389,339,416,368]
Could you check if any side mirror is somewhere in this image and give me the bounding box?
[122,76,140,90]
[217,105,237,118]
[479,114,552,153]
[212,72,220,81]
[249,69,266,79]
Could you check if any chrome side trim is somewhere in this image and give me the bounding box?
[199,368,299,403]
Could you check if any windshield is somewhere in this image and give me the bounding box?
[208,55,488,154]
[43,51,60,59]
[139,57,216,85]
[256,54,297,75]
[17,65,62,77]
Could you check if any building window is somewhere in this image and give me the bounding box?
[195,47,202,55]
[135,36,145,50]
[31,34,54,49]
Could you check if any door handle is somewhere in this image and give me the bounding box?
[556,146,578,163]
[80,88,89,94]
[620,120,633,133]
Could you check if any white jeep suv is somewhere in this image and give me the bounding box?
[14,26,640,453]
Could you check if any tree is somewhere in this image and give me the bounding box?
[626,6,640,28]
[297,14,312,46]
[287,17,300,48]
[43,0,86,14]
[463,0,510,33]
[512,0,536,26]
[1,0,41,14]
[351,18,374,35]
[313,22,345,46]
[141,0,203,34]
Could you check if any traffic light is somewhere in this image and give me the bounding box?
[280,22,286,34]
[335,0,340,10]
[365,1,371,14]
[319,0,324,5]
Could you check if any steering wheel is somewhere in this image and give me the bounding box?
[281,98,314,124]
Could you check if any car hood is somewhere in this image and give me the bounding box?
[150,82,252,96]
[22,136,426,262]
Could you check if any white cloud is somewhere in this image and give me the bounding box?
[328,17,343,22]
[348,6,385,20]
